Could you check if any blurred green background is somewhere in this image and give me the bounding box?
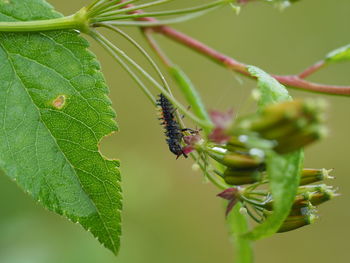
[0,0,349,262]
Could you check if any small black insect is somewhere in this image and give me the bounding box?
[157,93,188,159]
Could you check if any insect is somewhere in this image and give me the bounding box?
[157,93,188,159]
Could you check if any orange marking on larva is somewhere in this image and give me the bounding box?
[52,95,66,109]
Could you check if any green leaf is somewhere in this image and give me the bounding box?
[248,66,291,108]
[326,44,350,63]
[228,203,254,263]
[0,0,122,254]
[245,66,304,240]
[169,65,212,134]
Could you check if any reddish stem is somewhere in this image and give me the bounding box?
[153,26,249,76]
[115,1,350,96]
[143,28,172,67]
[298,60,326,79]
[153,26,350,96]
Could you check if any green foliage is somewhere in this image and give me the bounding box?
[326,44,350,63]
[0,0,122,254]
[244,66,304,239]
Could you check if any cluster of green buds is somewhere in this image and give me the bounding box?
[216,167,337,232]
[233,99,327,154]
[195,99,338,232]
[217,169,337,232]
[203,99,327,186]
[262,171,336,232]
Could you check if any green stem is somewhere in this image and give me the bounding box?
[0,8,89,33]
[95,0,171,18]
[91,30,212,129]
[99,24,188,128]
[90,30,156,104]
[190,153,229,190]
[143,32,213,134]
[99,24,173,98]
[95,10,214,27]
[88,0,140,18]
[87,0,106,11]
[228,203,254,263]
[94,0,226,21]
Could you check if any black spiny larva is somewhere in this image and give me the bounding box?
[157,93,188,159]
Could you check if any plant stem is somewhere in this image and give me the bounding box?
[115,0,349,97]
[90,30,157,104]
[143,31,213,134]
[96,0,171,18]
[143,29,172,67]
[96,11,212,27]
[191,153,229,190]
[298,60,326,79]
[93,0,226,21]
[90,30,213,129]
[99,24,172,97]
[0,8,90,33]
[228,203,254,263]
[0,1,348,95]
[88,0,140,18]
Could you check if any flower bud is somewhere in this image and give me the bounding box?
[223,168,262,185]
[309,188,338,206]
[264,194,311,211]
[277,212,316,233]
[274,125,327,154]
[207,148,263,169]
[242,100,304,132]
[225,136,249,152]
[300,168,333,185]
[297,184,329,194]
[232,99,327,154]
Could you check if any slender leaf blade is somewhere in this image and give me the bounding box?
[169,65,212,133]
[0,0,122,254]
[245,66,304,240]
[326,44,350,63]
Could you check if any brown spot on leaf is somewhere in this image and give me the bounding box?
[52,95,66,109]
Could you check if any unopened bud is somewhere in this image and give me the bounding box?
[278,213,316,233]
[297,184,330,194]
[232,99,327,154]
[264,194,311,211]
[225,136,249,152]
[223,168,262,185]
[207,149,263,169]
[300,168,333,185]
[247,100,305,132]
[309,188,338,206]
[274,125,327,154]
